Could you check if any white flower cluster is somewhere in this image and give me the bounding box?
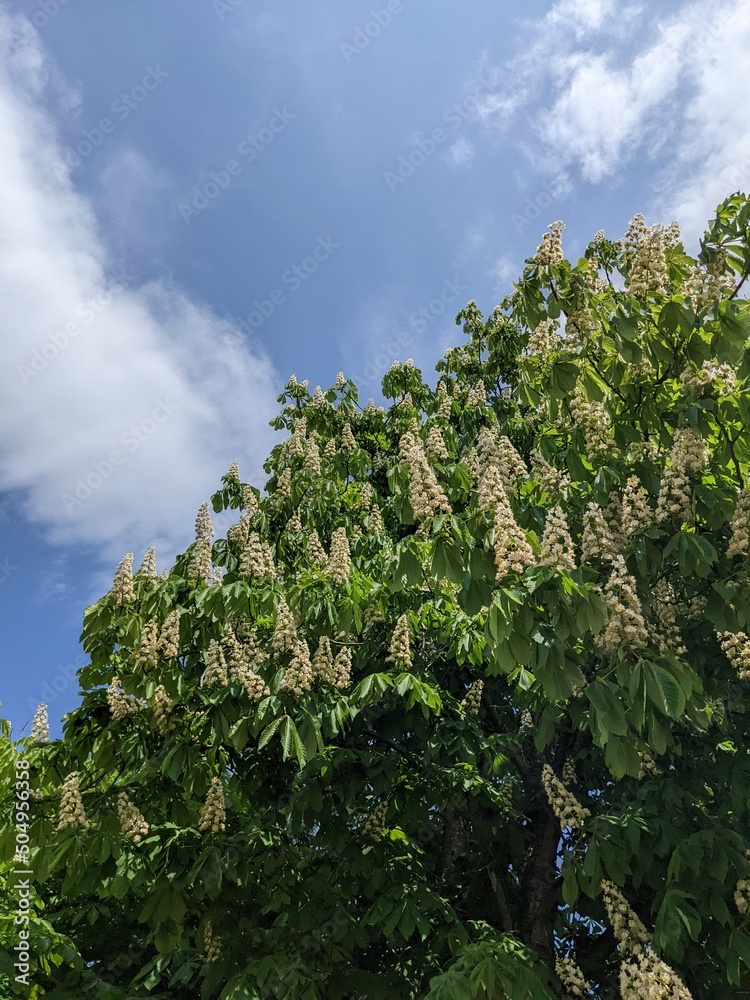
[622,213,680,298]
[152,685,173,733]
[286,509,302,534]
[273,597,297,655]
[555,954,591,998]
[323,437,337,458]
[637,750,660,780]
[362,800,389,838]
[564,307,598,353]
[137,546,157,579]
[601,880,651,954]
[436,380,453,421]
[680,359,736,394]
[387,614,413,669]
[117,792,149,844]
[308,529,329,566]
[30,702,50,744]
[202,922,222,963]
[534,220,565,266]
[717,630,750,680]
[286,417,308,459]
[276,467,293,498]
[467,379,487,406]
[540,506,576,573]
[562,758,577,786]
[330,644,352,689]
[200,640,229,687]
[228,510,252,549]
[602,879,693,999]
[527,318,560,356]
[107,676,139,720]
[399,430,452,520]
[367,504,385,534]
[111,553,135,605]
[570,385,614,456]
[581,256,609,294]
[493,488,536,581]
[621,476,652,541]
[304,436,321,475]
[734,879,750,915]
[58,772,89,831]
[188,502,215,580]
[531,450,570,496]
[137,610,181,667]
[425,425,449,462]
[728,489,750,558]
[620,950,693,1000]
[160,609,181,658]
[581,502,617,563]
[327,527,351,584]
[198,777,226,834]
[225,631,270,701]
[241,485,259,514]
[461,679,484,715]
[655,429,707,523]
[239,533,276,578]
[280,639,314,695]
[477,463,509,514]
[470,426,527,487]
[651,579,686,656]
[541,764,590,830]
[312,635,335,683]
[341,422,357,452]
[598,556,649,654]
[226,459,240,479]
[335,371,346,389]
[685,255,733,310]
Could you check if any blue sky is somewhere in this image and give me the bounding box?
[2,0,749,736]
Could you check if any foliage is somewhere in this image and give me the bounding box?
[4,195,750,998]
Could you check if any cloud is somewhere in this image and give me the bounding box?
[448,137,475,169]
[0,12,279,562]
[473,0,750,242]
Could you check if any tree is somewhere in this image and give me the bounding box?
[3,194,750,999]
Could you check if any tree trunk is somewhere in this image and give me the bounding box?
[519,798,560,968]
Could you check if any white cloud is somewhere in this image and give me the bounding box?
[448,137,475,168]
[0,13,279,561]
[475,0,750,241]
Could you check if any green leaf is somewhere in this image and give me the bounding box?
[586,680,628,742]
[548,360,579,398]
[257,716,284,750]
[645,663,686,719]
[279,716,294,761]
